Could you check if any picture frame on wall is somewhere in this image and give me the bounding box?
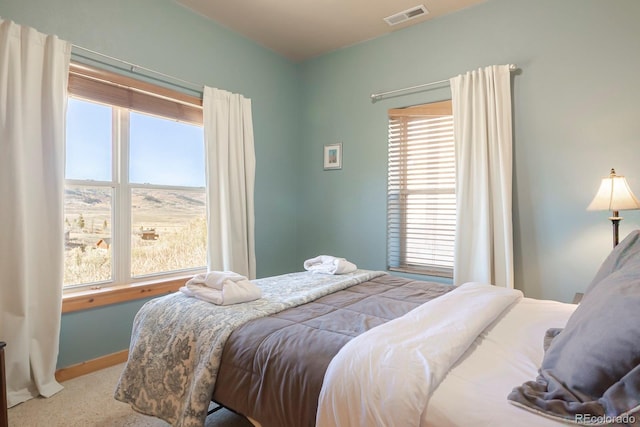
[323,143,342,170]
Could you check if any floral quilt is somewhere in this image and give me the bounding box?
[114,269,385,427]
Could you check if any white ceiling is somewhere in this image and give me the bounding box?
[175,0,486,62]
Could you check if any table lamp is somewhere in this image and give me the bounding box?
[588,168,640,247]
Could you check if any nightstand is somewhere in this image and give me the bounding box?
[572,293,584,304]
[1,341,7,427]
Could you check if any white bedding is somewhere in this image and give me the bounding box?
[315,287,576,427]
[424,297,577,427]
[316,282,524,427]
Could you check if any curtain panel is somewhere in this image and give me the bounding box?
[0,19,71,406]
[450,65,514,289]
[203,87,256,279]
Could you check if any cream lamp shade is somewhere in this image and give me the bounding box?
[588,168,640,247]
[588,169,640,211]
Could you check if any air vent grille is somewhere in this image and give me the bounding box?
[384,5,429,26]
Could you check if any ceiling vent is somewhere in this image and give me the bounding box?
[384,5,429,26]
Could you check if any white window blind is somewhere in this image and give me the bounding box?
[387,100,455,278]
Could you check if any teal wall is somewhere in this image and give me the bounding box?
[297,0,640,303]
[0,0,301,368]
[2,0,640,368]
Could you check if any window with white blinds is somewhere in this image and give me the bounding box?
[387,100,455,278]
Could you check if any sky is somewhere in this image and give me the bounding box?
[65,97,205,187]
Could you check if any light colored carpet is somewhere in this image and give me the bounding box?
[8,363,254,427]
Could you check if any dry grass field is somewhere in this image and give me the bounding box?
[64,186,206,286]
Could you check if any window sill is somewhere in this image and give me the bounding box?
[388,266,453,279]
[62,276,190,313]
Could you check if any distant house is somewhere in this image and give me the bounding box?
[141,229,159,240]
[96,238,111,249]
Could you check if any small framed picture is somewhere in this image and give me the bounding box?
[323,143,342,170]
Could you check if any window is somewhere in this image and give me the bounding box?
[387,100,455,278]
[64,63,206,290]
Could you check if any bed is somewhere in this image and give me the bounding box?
[213,279,574,427]
[115,233,640,427]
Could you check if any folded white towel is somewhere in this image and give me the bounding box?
[180,272,262,305]
[185,271,248,290]
[303,255,357,275]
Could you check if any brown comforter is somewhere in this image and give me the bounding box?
[212,274,453,427]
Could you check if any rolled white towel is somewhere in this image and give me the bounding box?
[180,284,223,304]
[220,279,262,305]
[181,271,261,305]
[303,255,357,275]
[186,271,248,290]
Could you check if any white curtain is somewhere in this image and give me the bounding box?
[449,65,514,288]
[203,87,256,278]
[0,19,71,406]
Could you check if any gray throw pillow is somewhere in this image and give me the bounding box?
[543,327,562,352]
[585,230,640,295]
[508,231,640,425]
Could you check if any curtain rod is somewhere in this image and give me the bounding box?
[370,64,518,102]
[71,44,203,94]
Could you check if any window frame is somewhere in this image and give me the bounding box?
[63,62,205,311]
[387,100,455,278]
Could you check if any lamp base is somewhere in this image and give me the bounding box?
[609,211,622,247]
